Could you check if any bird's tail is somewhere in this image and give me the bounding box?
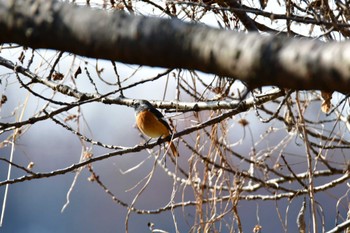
[167,141,179,157]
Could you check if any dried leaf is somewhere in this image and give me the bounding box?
[321,91,333,113]
[27,162,35,170]
[18,51,25,63]
[1,95,7,105]
[73,66,82,79]
[259,0,268,9]
[52,72,64,81]
[64,114,77,122]
[284,108,295,132]
[238,118,249,127]
[253,224,262,233]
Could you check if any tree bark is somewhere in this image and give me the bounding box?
[1,0,350,92]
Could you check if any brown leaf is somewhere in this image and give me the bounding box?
[238,118,249,127]
[52,72,64,81]
[27,162,35,170]
[321,91,333,113]
[74,66,82,79]
[1,95,7,105]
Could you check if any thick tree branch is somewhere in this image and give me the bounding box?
[1,0,350,92]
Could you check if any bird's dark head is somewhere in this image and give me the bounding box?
[133,100,154,113]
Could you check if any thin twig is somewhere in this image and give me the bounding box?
[296,91,318,233]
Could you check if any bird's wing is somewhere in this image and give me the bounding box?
[149,108,172,133]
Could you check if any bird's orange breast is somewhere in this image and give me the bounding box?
[136,110,170,138]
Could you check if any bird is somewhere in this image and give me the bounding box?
[133,100,179,157]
